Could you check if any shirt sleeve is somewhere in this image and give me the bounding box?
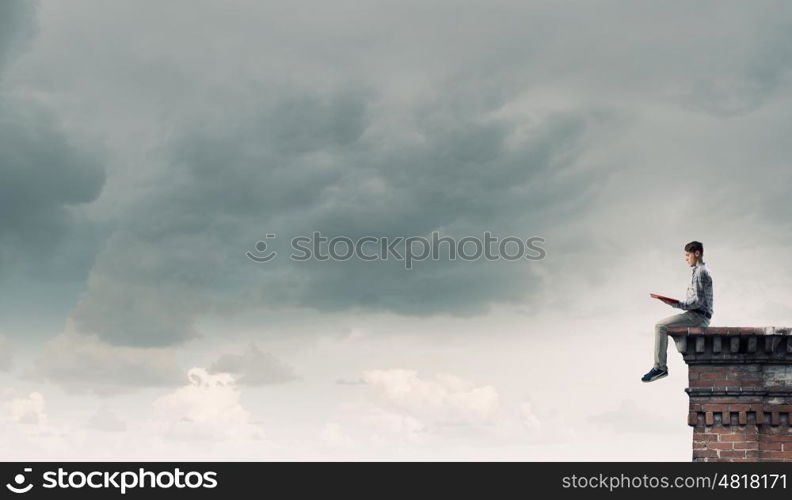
[675,270,709,310]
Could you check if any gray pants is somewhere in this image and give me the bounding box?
[654,311,710,371]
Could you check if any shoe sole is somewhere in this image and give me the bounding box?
[642,372,668,383]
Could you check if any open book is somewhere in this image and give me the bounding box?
[650,293,679,304]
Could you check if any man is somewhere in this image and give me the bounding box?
[642,241,713,382]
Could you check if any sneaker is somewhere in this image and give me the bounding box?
[641,367,668,383]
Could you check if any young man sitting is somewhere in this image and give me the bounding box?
[642,241,713,383]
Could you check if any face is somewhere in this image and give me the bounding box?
[684,251,700,266]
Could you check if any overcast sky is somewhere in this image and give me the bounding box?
[1,0,792,460]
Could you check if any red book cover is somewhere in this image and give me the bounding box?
[650,293,679,304]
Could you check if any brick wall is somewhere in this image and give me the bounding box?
[667,326,792,462]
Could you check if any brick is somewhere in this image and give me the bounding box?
[704,427,737,434]
[760,443,783,451]
[733,442,759,450]
[720,434,755,442]
[718,450,747,458]
[690,379,723,388]
[759,435,792,443]
[759,451,792,460]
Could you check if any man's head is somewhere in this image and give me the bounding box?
[684,241,704,267]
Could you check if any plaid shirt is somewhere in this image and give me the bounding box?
[673,261,714,316]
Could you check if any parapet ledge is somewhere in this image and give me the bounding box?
[667,327,792,336]
[666,327,792,362]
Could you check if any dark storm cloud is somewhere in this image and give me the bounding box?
[0,0,106,279]
[0,0,37,73]
[68,81,602,346]
[0,99,105,275]
[31,333,184,396]
[13,0,787,350]
[208,343,300,385]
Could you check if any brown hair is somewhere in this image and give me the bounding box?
[684,241,703,256]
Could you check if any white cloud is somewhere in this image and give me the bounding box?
[361,369,500,424]
[0,389,73,460]
[152,367,264,442]
[6,391,47,425]
[519,401,543,436]
[0,375,269,460]
[86,407,126,432]
[320,422,355,448]
[321,369,554,456]
[587,398,679,435]
[321,405,426,451]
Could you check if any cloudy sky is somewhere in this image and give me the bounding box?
[1,0,792,461]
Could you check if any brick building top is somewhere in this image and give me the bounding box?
[666,326,792,462]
